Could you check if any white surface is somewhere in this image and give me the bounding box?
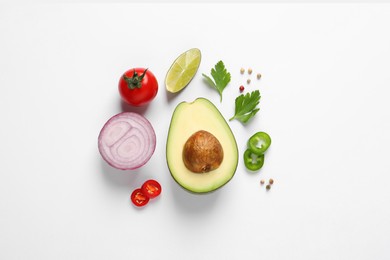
[1,3,390,259]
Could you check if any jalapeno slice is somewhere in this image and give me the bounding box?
[248,131,271,155]
[244,148,265,171]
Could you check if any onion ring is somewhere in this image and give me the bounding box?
[98,112,156,170]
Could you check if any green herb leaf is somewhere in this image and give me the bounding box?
[229,90,261,123]
[202,60,231,101]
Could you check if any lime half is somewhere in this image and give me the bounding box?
[165,48,201,93]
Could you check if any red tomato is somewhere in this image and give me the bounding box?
[130,188,150,207]
[141,179,162,199]
[119,68,158,106]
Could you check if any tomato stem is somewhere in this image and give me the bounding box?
[123,68,148,89]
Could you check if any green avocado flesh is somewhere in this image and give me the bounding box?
[166,98,238,193]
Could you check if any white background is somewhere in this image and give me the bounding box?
[1,3,390,260]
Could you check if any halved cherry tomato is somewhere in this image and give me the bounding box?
[130,188,150,207]
[118,68,158,106]
[141,179,162,199]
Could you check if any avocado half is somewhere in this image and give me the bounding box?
[166,98,238,193]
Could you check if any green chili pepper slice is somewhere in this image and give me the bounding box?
[248,131,271,155]
[244,148,265,171]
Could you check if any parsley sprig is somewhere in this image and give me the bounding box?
[202,60,231,102]
[229,90,261,123]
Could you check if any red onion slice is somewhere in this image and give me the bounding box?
[98,112,156,170]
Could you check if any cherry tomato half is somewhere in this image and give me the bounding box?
[119,68,158,106]
[141,179,162,199]
[130,188,150,207]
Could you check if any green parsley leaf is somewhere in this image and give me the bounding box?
[202,60,231,101]
[229,90,261,123]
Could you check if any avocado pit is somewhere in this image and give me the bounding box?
[183,130,224,173]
